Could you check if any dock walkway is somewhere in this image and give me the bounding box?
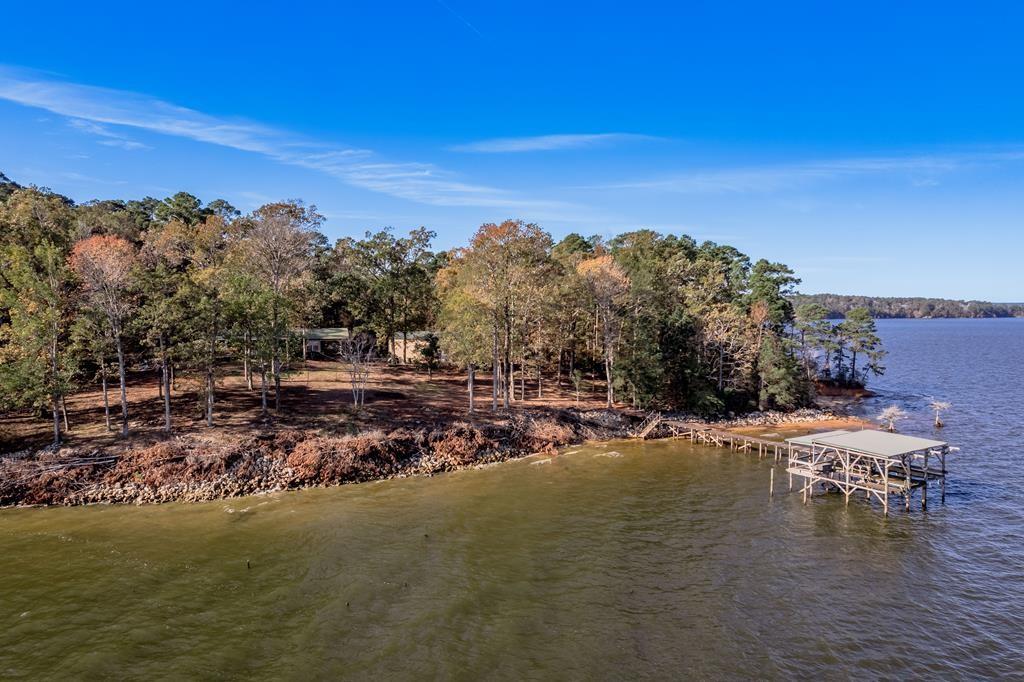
[631,413,951,514]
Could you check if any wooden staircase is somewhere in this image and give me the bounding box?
[632,412,663,439]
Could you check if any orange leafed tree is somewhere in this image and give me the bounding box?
[70,235,138,437]
[577,254,629,407]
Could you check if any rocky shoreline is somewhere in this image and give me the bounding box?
[0,407,840,508]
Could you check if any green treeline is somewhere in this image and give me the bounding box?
[0,176,882,446]
[791,293,1024,319]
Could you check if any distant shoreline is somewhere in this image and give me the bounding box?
[791,293,1024,319]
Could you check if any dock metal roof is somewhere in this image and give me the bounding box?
[786,429,947,459]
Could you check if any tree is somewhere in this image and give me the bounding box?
[794,303,832,382]
[439,220,551,411]
[243,202,321,411]
[420,333,441,378]
[0,188,77,445]
[839,307,885,386]
[757,334,805,410]
[335,227,435,362]
[437,259,492,414]
[340,333,375,409]
[745,259,800,329]
[70,235,138,436]
[928,399,951,428]
[877,405,907,432]
[155,192,205,226]
[577,254,629,407]
[70,309,116,431]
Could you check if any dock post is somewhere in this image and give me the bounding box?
[844,452,850,506]
[940,450,947,503]
[883,462,889,516]
[922,451,928,510]
[770,467,774,497]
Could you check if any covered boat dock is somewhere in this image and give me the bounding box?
[785,430,951,514]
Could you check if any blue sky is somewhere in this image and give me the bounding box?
[2,2,1023,300]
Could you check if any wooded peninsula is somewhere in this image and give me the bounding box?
[1,174,882,505]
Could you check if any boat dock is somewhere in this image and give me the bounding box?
[631,413,791,460]
[631,413,952,514]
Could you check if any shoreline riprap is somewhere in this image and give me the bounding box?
[0,407,844,508]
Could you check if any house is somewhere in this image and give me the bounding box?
[296,328,436,363]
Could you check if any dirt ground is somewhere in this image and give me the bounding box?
[0,360,621,455]
[726,416,876,442]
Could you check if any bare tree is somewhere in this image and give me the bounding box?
[928,399,951,428]
[341,333,375,408]
[877,404,907,432]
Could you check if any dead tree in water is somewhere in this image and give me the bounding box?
[877,405,907,432]
[929,399,951,428]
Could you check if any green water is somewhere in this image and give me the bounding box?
[5,437,1010,680]
[5,318,1024,678]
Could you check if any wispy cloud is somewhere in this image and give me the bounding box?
[67,118,150,150]
[434,0,484,38]
[452,133,655,153]
[0,65,574,213]
[601,152,1024,194]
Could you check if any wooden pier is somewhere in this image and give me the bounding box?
[632,414,790,460]
[632,414,952,514]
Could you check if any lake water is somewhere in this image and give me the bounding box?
[2,319,1023,679]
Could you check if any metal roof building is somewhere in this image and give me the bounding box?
[784,429,951,514]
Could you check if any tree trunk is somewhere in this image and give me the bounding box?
[206,331,216,427]
[503,320,511,410]
[718,347,724,391]
[605,349,614,408]
[161,339,171,433]
[52,395,61,446]
[60,395,69,432]
[272,303,282,411]
[520,361,526,401]
[101,360,111,432]
[273,357,281,411]
[49,333,61,445]
[260,365,269,416]
[115,333,129,437]
[244,330,254,390]
[206,370,214,427]
[491,323,499,411]
[467,363,475,413]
